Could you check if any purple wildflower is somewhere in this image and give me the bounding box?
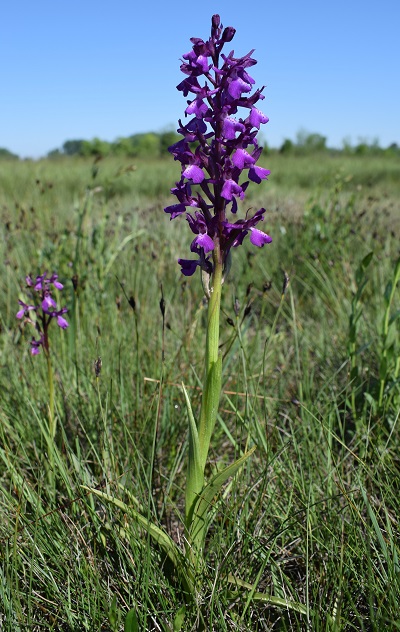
[182,164,205,184]
[16,300,37,320]
[55,308,69,329]
[249,228,273,247]
[232,149,256,170]
[221,179,248,202]
[16,271,69,355]
[42,292,57,312]
[249,107,269,129]
[249,165,271,184]
[222,208,271,249]
[31,335,45,355]
[223,117,246,140]
[192,233,215,253]
[49,273,64,290]
[164,15,272,277]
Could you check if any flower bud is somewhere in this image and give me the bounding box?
[212,14,220,29]
[222,26,236,43]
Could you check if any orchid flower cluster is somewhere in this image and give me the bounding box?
[16,272,69,355]
[164,14,272,278]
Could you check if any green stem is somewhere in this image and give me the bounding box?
[46,352,56,489]
[185,247,223,560]
[350,336,358,419]
[47,353,55,440]
[198,246,223,472]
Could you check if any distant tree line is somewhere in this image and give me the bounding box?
[0,147,19,160]
[49,131,400,159]
[278,130,400,157]
[1,131,399,161]
[46,131,181,160]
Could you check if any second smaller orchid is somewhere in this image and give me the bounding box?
[17,272,69,356]
[16,271,69,486]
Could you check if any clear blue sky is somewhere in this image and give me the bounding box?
[1,0,399,158]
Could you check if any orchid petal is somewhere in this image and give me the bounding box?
[178,258,200,276]
[57,315,69,329]
[164,203,187,219]
[249,228,272,247]
[221,179,244,201]
[249,107,269,129]
[193,233,214,252]
[232,148,255,170]
[183,165,205,184]
[249,166,271,184]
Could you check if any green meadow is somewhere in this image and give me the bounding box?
[0,152,399,630]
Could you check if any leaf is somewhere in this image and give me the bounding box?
[355,251,373,284]
[124,608,139,632]
[356,341,373,355]
[350,366,358,381]
[181,382,201,479]
[108,594,118,629]
[189,446,256,543]
[181,382,203,526]
[226,574,308,615]
[395,257,400,276]
[389,309,400,326]
[361,485,391,571]
[81,485,194,594]
[199,354,222,468]
[354,277,369,301]
[364,392,378,413]
[384,508,400,573]
[173,605,186,631]
[104,230,145,276]
[379,357,388,380]
[384,280,393,305]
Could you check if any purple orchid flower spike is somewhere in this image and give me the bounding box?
[16,271,69,356]
[164,14,272,281]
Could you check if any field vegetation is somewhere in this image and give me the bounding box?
[0,150,399,630]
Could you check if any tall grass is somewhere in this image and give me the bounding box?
[0,153,399,630]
